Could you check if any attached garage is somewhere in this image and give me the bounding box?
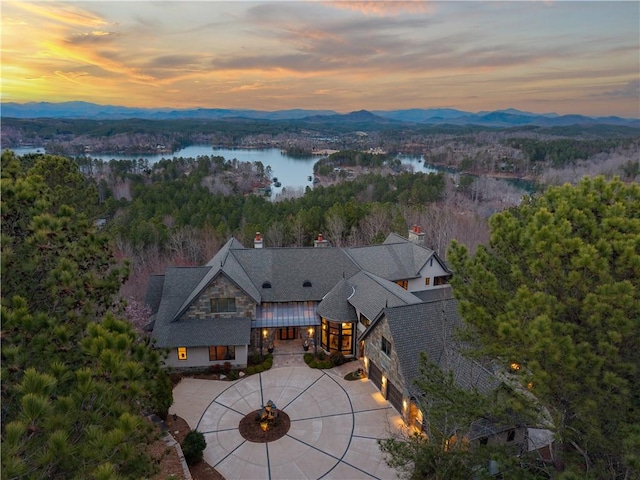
[368,361,382,390]
[387,380,403,413]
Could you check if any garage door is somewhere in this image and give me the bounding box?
[369,361,382,390]
[387,381,403,413]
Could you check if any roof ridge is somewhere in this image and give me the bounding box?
[360,270,419,301]
[227,248,261,291]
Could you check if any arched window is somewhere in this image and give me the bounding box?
[262,281,272,289]
[303,280,312,288]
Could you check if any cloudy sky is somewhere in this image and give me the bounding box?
[2,1,639,116]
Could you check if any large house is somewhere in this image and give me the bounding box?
[146,227,553,455]
[146,226,452,369]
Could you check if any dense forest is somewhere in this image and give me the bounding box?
[1,152,173,478]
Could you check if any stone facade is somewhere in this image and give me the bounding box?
[363,315,406,396]
[183,274,255,320]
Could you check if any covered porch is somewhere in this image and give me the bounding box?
[252,301,320,353]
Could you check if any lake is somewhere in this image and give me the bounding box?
[6,145,438,193]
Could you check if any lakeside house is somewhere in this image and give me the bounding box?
[146,227,553,456]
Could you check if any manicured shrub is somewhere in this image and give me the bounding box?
[303,353,314,364]
[317,350,326,361]
[309,360,318,368]
[246,366,256,375]
[262,360,272,370]
[255,365,264,373]
[182,430,206,466]
[250,351,261,365]
[329,351,345,366]
[319,360,333,369]
[223,362,232,374]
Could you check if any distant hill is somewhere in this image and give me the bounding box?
[1,101,638,127]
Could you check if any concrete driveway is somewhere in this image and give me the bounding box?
[170,364,404,479]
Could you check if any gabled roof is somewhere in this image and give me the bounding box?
[345,233,436,281]
[231,247,360,302]
[347,271,422,322]
[178,238,261,318]
[384,299,498,397]
[151,266,211,347]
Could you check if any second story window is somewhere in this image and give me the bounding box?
[396,280,408,290]
[434,275,451,286]
[382,336,392,356]
[211,298,236,313]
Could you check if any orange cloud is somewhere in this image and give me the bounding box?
[8,1,108,28]
[328,1,433,16]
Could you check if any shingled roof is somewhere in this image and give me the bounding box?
[345,233,440,281]
[317,278,358,323]
[152,266,214,347]
[347,270,422,322]
[384,298,498,397]
[145,274,165,315]
[231,246,360,302]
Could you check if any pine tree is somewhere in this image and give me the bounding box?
[1,152,173,478]
[448,176,640,479]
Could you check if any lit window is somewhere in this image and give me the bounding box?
[424,277,430,286]
[211,298,236,313]
[396,280,408,290]
[177,347,187,360]
[381,336,392,356]
[359,314,370,327]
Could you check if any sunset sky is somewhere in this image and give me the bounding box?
[2,1,639,117]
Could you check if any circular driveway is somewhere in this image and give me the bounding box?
[170,365,404,479]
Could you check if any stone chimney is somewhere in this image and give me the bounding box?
[314,233,329,248]
[408,224,425,245]
[254,232,263,249]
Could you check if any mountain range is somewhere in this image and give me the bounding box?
[2,101,638,128]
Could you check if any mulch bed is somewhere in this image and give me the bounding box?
[239,410,291,443]
[162,415,226,480]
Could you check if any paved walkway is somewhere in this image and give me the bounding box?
[170,362,405,480]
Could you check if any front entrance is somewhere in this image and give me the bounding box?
[278,327,298,340]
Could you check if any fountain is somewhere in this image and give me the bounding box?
[239,399,290,443]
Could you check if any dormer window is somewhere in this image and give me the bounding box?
[303,280,312,288]
[262,281,272,289]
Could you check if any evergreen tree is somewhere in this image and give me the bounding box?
[1,152,173,478]
[448,176,640,479]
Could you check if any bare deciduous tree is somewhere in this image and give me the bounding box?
[266,221,286,247]
[325,212,346,247]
